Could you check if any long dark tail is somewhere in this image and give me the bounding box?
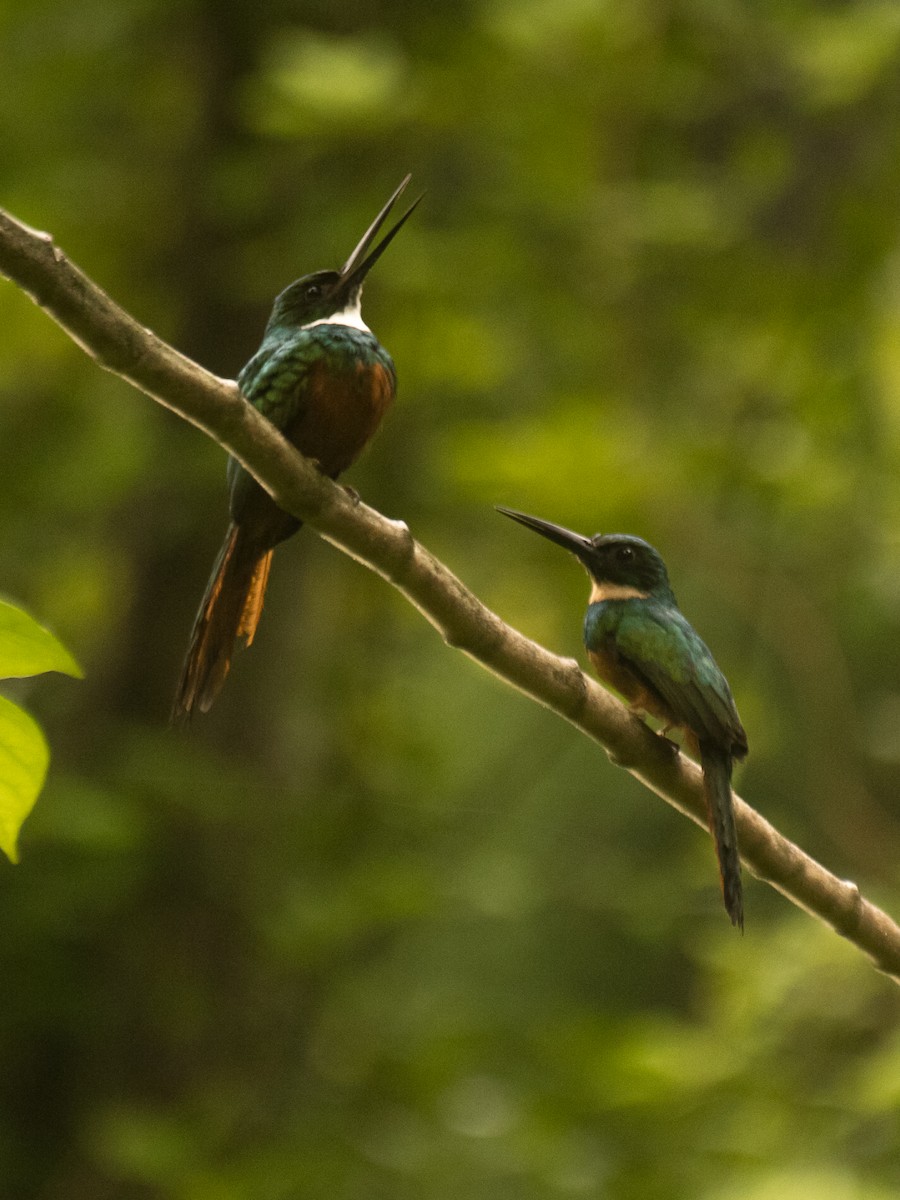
[698,744,743,930]
[172,524,274,722]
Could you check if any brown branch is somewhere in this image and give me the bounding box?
[2,205,898,982]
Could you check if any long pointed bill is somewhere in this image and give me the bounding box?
[338,174,422,293]
[495,506,597,569]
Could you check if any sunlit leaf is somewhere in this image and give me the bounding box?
[0,599,82,680]
[0,694,49,863]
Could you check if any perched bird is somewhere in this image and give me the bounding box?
[496,507,748,928]
[173,177,420,720]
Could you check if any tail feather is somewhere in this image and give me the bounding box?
[236,548,273,645]
[698,744,743,930]
[172,525,273,722]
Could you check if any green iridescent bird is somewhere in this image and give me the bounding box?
[173,177,421,720]
[497,507,748,928]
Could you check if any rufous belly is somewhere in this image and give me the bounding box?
[287,357,395,478]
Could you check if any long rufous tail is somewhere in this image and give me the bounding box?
[172,524,274,721]
[698,743,743,930]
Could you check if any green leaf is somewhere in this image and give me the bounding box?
[0,600,82,680]
[0,695,49,863]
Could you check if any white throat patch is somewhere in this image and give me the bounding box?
[589,581,649,603]
[302,299,370,333]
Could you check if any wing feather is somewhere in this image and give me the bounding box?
[612,604,746,755]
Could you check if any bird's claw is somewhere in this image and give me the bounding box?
[342,484,361,505]
[656,731,681,756]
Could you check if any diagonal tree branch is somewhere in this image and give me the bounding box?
[2,204,898,982]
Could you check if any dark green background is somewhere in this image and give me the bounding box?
[3,1,900,1196]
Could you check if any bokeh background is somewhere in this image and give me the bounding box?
[3,1,900,1196]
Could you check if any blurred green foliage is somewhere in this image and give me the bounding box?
[3,0,900,1195]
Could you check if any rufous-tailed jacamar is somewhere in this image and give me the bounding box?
[497,507,748,928]
[173,176,421,720]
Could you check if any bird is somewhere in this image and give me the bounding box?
[172,176,421,720]
[496,506,748,928]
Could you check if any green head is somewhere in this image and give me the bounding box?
[496,507,675,603]
[265,174,422,334]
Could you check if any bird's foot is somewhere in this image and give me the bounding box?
[656,730,681,756]
[342,484,361,505]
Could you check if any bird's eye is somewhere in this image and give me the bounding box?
[306,284,321,299]
[616,546,634,563]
